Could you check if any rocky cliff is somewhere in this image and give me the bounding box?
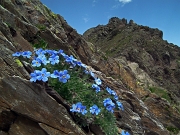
[0,0,179,135]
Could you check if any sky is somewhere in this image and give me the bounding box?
[40,0,180,46]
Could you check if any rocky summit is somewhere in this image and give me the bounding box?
[0,0,180,135]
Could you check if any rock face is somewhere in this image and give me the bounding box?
[0,76,86,135]
[0,0,180,135]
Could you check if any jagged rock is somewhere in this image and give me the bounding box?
[129,19,134,25]
[127,61,157,88]
[122,18,127,25]
[0,76,86,135]
[0,110,16,132]
[9,116,47,135]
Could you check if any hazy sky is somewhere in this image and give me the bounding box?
[40,0,180,46]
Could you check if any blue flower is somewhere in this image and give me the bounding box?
[22,51,32,58]
[95,78,102,85]
[92,84,100,93]
[58,70,70,83]
[30,70,41,82]
[30,69,50,82]
[116,101,124,110]
[70,102,87,115]
[103,98,113,106]
[35,54,50,66]
[61,52,68,58]
[35,48,47,55]
[58,49,64,54]
[65,55,77,67]
[39,55,50,65]
[51,70,60,78]
[46,49,58,56]
[51,70,70,83]
[70,102,82,113]
[65,55,74,62]
[106,87,112,94]
[106,104,115,113]
[36,68,50,82]
[32,58,42,67]
[90,105,101,115]
[90,72,96,79]
[65,55,75,63]
[121,130,130,135]
[81,105,88,115]
[111,90,117,96]
[103,98,115,113]
[12,52,22,57]
[58,49,66,58]
[49,55,59,65]
[12,51,32,58]
[76,61,85,67]
[114,95,119,100]
[106,87,117,96]
[76,61,87,68]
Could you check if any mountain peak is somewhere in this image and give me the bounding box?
[108,17,127,25]
[84,17,163,41]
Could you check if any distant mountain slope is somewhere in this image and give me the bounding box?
[83,17,180,134]
[83,17,180,103]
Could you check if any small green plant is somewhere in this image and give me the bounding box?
[5,22,11,27]
[36,24,46,31]
[149,86,171,103]
[44,5,51,14]
[0,1,5,8]
[50,12,58,19]
[166,126,179,134]
[101,54,108,61]
[12,47,129,135]
[32,39,47,49]
[14,58,23,67]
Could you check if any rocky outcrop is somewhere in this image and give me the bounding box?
[83,17,180,134]
[83,17,180,101]
[0,75,86,135]
[0,0,179,135]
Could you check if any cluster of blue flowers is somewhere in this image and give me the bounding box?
[51,70,70,83]
[13,51,32,58]
[106,87,124,110]
[70,102,101,115]
[90,104,101,115]
[92,84,101,93]
[69,67,124,117]
[103,98,116,113]
[12,48,130,135]
[30,68,50,82]
[12,49,86,83]
[70,102,88,115]
[91,72,102,93]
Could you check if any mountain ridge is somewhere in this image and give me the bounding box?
[83,17,180,102]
